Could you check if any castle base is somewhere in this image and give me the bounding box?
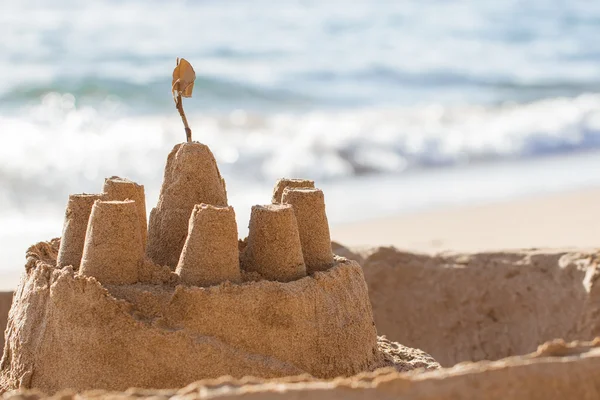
[0,240,438,393]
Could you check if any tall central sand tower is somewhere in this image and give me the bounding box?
[147,142,228,268]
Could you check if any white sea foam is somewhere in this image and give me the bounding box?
[2,93,600,213]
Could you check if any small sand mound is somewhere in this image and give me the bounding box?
[0,142,438,393]
[356,245,600,367]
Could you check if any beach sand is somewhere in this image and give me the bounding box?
[331,187,600,253]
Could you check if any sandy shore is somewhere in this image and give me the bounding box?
[331,187,600,253]
[0,273,20,293]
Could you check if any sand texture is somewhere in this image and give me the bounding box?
[349,244,600,367]
[147,143,228,268]
[3,340,600,399]
[0,240,425,393]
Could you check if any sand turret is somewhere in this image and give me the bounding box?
[242,204,306,282]
[57,193,105,268]
[102,176,147,248]
[147,142,228,268]
[79,200,144,285]
[271,178,315,204]
[176,204,241,286]
[282,187,334,273]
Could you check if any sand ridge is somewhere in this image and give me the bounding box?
[4,340,600,399]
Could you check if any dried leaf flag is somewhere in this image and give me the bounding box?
[172,58,196,98]
[172,58,196,142]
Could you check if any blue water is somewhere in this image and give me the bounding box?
[3,1,600,108]
[2,0,600,274]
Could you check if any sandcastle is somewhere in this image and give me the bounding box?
[0,142,438,393]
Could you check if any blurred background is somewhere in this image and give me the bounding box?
[2,0,600,285]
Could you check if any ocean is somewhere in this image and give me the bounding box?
[2,0,600,277]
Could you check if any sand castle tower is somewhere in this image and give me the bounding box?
[242,204,307,282]
[79,200,145,285]
[176,204,241,286]
[0,141,433,393]
[56,193,104,268]
[103,176,148,248]
[281,187,334,273]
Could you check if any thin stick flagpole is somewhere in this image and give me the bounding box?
[175,92,192,143]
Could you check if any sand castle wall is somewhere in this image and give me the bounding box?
[147,143,228,268]
[0,241,388,393]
